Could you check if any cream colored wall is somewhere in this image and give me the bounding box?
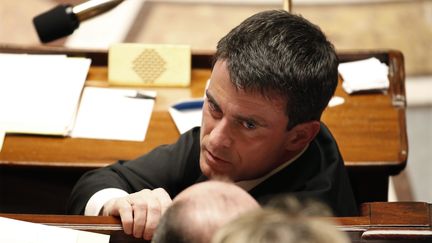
[1,0,431,75]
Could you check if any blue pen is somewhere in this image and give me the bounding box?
[172,100,204,110]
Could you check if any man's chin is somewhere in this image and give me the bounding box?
[199,160,217,178]
[199,160,232,181]
[199,159,211,176]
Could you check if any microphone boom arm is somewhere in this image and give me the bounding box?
[73,0,125,22]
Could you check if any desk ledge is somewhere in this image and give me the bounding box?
[362,229,432,240]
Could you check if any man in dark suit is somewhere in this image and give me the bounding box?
[67,10,358,240]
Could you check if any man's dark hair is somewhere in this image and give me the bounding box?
[214,10,339,129]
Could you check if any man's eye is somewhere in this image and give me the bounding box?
[208,101,219,112]
[208,101,216,110]
[242,120,256,129]
[208,101,223,119]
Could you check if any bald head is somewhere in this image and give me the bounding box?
[152,180,259,243]
[174,180,259,205]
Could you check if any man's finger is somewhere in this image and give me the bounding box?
[131,190,150,238]
[142,192,161,240]
[117,199,134,235]
[152,188,172,214]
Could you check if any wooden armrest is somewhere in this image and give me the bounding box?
[362,229,432,241]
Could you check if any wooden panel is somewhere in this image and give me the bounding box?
[2,202,432,243]
[364,202,430,226]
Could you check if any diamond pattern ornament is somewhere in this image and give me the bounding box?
[132,49,166,84]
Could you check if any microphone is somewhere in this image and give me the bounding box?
[33,0,125,43]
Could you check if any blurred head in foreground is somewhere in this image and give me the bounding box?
[152,180,259,243]
[212,208,349,243]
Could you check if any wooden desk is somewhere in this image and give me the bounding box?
[338,202,432,242]
[0,45,407,213]
[1,202,430,243]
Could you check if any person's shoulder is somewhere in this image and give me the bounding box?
[182,126,201,139]
[191,126,201,137]
[314,122,338,146]
[318,122,333,137]
[309,122,342,165]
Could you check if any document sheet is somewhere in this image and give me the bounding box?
[168,99,203,134]
[338,57,389,94]
[0,216,110,243]
[0,53,91,136]
[71,87,156,141]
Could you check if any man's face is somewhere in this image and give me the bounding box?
[199,60,294,181]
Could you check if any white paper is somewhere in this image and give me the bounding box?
[0,53,91,136]
[328,96,345,107]
[168,99,203,134]
[338,57,389,94]
[71,87,155,141]
[0,216,109,243]
[169,107,202,134]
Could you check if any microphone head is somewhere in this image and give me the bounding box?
[33,4,80,43]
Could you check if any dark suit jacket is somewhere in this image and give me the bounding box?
[67,123,358,216]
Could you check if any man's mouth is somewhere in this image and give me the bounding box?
[205,149,231,166]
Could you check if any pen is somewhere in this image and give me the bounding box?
[172,100,204,110]
[125,91,156,100]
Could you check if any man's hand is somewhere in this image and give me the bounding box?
[101,188,172,240]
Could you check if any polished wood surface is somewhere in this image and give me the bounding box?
[0,45,211,168]
[1,202,430,243]
[0,45,407,212]
[337,202,432,242]
[0,45,407,169]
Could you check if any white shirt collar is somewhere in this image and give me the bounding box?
[235,144,309,192]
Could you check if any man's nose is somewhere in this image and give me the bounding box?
[208,118,233,148]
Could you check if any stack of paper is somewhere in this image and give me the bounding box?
[338,57,389,94]
[0,216,109,243]
[0,53,91,136]
[71,87,156,141]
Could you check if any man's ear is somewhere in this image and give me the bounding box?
[285,121,321,151]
